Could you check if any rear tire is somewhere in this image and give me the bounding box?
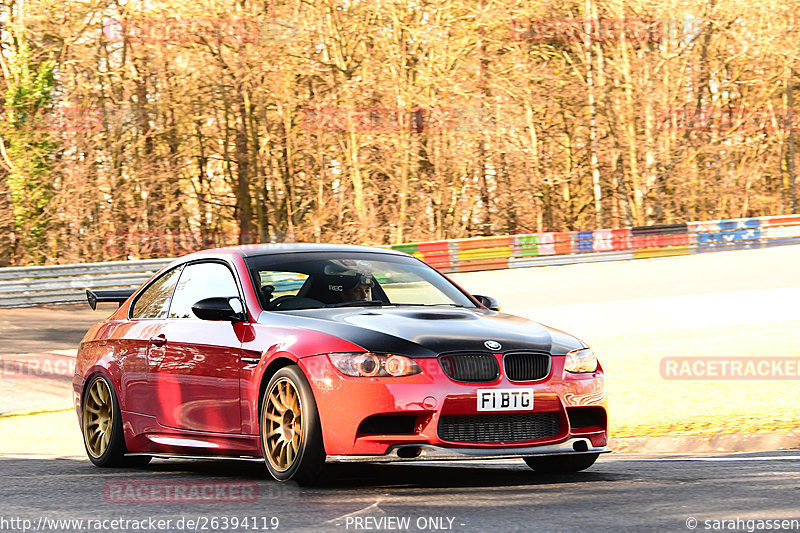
[81,375,151,467]
[524,453,599,473]
[259,365,327,485]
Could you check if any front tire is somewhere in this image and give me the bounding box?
[82,375,151,467]
[259,365,326,484]
[524,453,599,473]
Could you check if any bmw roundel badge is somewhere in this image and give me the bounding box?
[484,340,502,351]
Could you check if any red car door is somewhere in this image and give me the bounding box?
[121,264,184,415]
[148,260,244,434]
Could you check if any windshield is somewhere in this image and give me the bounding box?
[244,252,477,311]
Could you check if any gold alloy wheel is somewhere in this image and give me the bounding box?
[263,377,303,471]
[83,378,114,458]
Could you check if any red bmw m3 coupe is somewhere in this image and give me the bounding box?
[75,244,608,483]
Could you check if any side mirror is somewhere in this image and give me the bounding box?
[473,294,501,312]
[192,297,246,322]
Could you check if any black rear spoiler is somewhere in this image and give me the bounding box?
[86,289,136,310]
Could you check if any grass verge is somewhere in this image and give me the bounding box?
[595,320,800,438]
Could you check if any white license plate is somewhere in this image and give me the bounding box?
[476,388,534,411]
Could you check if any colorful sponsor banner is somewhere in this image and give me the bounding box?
[536,232,556,255]
[690,217,761,252]
[633,246,691,259]
[454,257,511,272]
[387,214,799,274]
[456,237,513,263]
[631,223,689,249]
[391,242,419,254]
[576,231,595,252]
[593,228,630,251]
[553,232,573,255]
[414,241,452,271]
[456,235,513,251]
[514,234,540,257]
[763,215,800,246]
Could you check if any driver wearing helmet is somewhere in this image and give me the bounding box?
[341,274,373,302]
[325,271,375,303]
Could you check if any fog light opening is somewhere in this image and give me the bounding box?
[573,440,589,452]
[396,446,423,459]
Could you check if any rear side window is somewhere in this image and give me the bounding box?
[168,262,240,319]
[131,266,183,319]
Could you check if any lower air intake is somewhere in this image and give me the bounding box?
[437,413,560,443]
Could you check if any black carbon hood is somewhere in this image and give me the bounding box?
[257,307,585,357]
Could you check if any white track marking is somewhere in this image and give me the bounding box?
[325,501,384,523]
[603,455,800,462]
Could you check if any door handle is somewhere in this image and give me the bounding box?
[150,334,167,347]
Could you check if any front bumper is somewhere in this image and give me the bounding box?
[300,353,608,457]
[327,437,610,463]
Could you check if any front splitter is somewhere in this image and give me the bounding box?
[326,437,610,463]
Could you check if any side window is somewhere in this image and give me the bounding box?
[168,262,240,319]
[131,266,183,319]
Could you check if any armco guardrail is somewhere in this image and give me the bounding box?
[388,214,800,273]
[0,258,172,307]
[1,214,799,307]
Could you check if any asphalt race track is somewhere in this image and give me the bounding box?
[1,453,799,532]
[1,245,799,532]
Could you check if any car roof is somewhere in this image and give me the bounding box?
[188,243,410,259]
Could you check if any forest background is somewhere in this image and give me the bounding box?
[0,0,797,265]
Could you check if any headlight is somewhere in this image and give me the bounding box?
[564,348,598,373]
[328,353,422,377]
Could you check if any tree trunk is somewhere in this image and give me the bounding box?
[236,88,253,244]
[584,0,604,228]
[0,167,12,266]
[346,128,366,232]
[477,0,492,236]
[787,72,797,213]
